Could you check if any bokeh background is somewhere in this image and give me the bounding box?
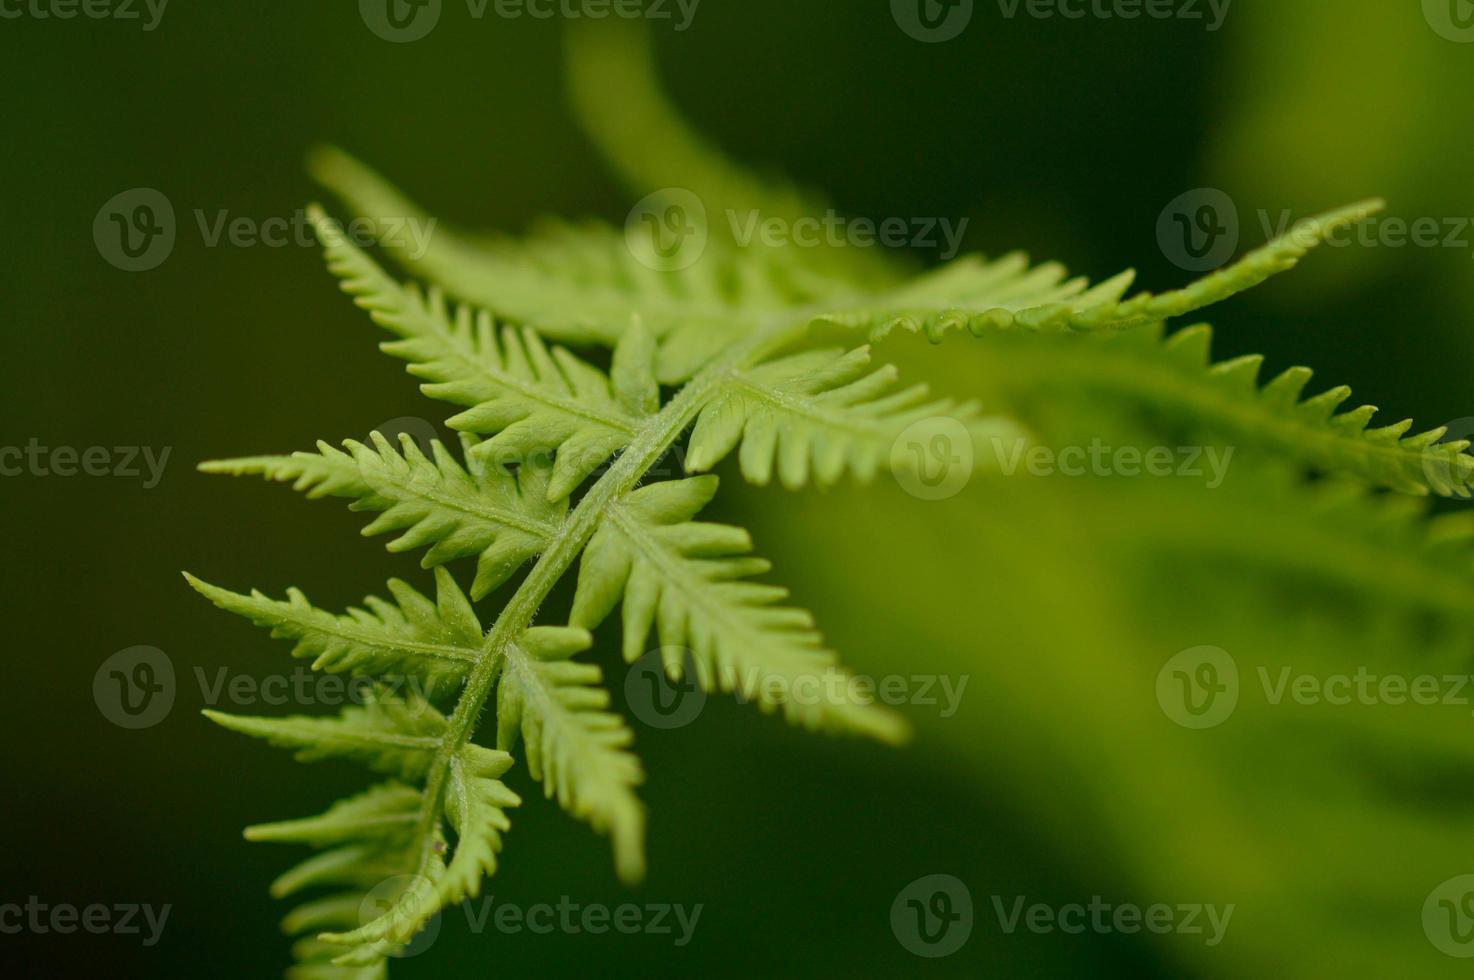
[4,0,1474,976]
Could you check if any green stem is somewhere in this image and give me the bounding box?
[410,319,801,849]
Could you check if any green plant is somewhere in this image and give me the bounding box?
[186,24,1474,979]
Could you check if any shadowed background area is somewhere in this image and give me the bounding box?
[3,1,1473,976]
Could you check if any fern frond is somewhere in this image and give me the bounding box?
[685,344,1019,489]
[208,688,521,961]
[569,475,909,742]
[245,783,422,847]
[203,695,446,782]
[200,434,561,598]
[975,321,1474,497]
[311,209,666,497]
[813,200,1385,341]
[185,566,480,688]
[497,625,646,883]
[1115,461,1474,619]
[308,156,810,353]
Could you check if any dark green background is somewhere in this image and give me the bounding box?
[3,1,1470,976]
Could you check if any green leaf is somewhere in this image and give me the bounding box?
[570,476,909,742]
[200,433,562,598]
[975,321,1474,497]
[686,344,1019,489]
[497,625,646,883]
[185,567,481,687]
[203,694,446,782]
[813,200,1385,341]
[310,210,663,498]
[308,158,804,354]
[246,783,422,847]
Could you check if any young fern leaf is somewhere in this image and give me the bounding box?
[1110,461,1474,621]
[685,344,1020,489]
[570,475,909,743]
[979,321,1474,497]
[194,563,647,883]
[184,566,478,690]
[313,207,659,498]
[308,151,816,358]
[200,434,562,598]
[497,627,647,882]
[813,199,1385,341]
[245,782,423,848]
[205,688,520,965]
